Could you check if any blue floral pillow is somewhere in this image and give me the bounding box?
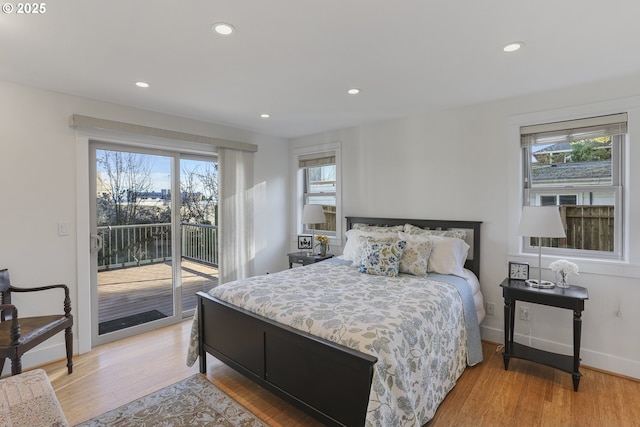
[358,238,407,277]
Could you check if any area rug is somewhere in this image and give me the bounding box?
[74,374,268,427]
[98,309,167,335]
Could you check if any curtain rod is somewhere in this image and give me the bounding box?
[69,114,258,153]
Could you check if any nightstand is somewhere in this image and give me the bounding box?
[500,278,589,391]
[287,252,333,268]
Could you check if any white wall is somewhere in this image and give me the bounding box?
[290,73,640,379]
[4,72,640,379]
[0,80,290,372]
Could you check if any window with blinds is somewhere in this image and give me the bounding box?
[521,113,626,259]
[300,151,337,235]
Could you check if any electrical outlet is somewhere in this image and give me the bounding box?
[519,307,530,321]
[486,302,495,316]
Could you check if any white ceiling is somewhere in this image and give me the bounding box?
[2,1,640,138]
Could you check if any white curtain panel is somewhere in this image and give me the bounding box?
[219,148,255,283]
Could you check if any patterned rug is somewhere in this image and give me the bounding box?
[74,374,268,427]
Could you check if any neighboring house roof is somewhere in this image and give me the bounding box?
[535,142,573,154]
[532,160,611,184]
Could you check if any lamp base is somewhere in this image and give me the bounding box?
[525,279,555,289]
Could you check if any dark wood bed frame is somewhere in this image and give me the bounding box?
[196,216,481,426]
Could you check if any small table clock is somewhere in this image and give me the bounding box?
[508,262,529,280]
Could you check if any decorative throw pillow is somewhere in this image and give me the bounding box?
[403,223,467,240]
[358,238,407,277]
[397,232,434,276]
[352,223,404,233]
[347,231,399,266]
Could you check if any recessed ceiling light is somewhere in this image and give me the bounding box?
[347,88,361,95]
[260,113,270,118]
[212,22,235,35]
[503,42,524,53]
[135,81,149,88]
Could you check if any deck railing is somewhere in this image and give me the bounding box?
[181,223,219,266]
[97,223,218,270]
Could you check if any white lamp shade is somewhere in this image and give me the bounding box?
[517,206,566,238]
[302,204,326,225]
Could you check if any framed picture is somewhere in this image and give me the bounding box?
[298,235,313,250]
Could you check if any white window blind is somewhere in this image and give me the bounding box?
[298,151,336,168]
[521,113,628,146]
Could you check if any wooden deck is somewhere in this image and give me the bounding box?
[97,260,218,325]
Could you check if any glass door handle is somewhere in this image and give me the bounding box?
[90,233,103,253]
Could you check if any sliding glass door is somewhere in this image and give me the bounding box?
[90,143,218,344]
[179,157,219,314]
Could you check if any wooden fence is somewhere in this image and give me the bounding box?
[537,205,614,252]
[320,205,336,231]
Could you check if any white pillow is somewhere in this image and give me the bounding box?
[427,236,470,277]
[342,229,361,261]
[342,229,398,262]
[397,232,433,276]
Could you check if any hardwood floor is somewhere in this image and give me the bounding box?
[44,319,321,427]
[42,320,640,427]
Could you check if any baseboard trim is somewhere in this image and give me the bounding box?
[481,325,640,381]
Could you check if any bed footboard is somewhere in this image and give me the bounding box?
[197,291,377,427]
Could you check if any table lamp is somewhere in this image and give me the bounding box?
[302,204,326,255]
[517,206,566,288]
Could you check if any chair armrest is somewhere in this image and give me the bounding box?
[0,304,21,344]
[9,283,69,294]
[9,284,72,317]
[0,303,18,317]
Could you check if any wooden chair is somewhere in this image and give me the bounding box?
[0,269,73,376]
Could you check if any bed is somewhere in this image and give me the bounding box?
[187,217,484,426]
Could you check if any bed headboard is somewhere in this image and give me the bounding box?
[345,216,482,278]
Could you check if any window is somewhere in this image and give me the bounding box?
[521,113,626,259]
[299,151,337,236]
[540,194,577,206]
[291,147,343,241]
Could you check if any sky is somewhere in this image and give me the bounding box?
[96,149,216,192]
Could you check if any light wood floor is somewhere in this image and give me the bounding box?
[42,320,640,427]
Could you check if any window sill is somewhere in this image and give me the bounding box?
[509,253,640,280]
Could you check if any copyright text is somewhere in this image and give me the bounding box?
[2,3,47,14]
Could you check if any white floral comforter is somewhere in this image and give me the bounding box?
[187,259,482,426]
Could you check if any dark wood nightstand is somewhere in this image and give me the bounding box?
[500,278,589,391]
[287,252,333,268]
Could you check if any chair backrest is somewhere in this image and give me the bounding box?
[0,269,9,293]
[0,269,12,321]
